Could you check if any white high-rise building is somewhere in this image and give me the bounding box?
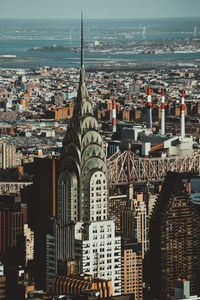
[75,220,121,295]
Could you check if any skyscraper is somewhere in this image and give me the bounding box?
[0,194,27,253]
[50,16,121,296]
[57,16,108,224]
[120,193,148,258]
[30,157,58,290]
[121,238,143,299]
[149,172,200,300]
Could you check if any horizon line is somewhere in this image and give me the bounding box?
[0,16,200,20]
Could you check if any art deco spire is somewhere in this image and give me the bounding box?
[61,14,108,222]
[72,12,88,117]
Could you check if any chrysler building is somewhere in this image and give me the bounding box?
[49,16,121,296]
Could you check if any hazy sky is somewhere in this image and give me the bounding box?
[1,0,200,19]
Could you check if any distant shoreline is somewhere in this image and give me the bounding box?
[0,57,37,63]
[0,17,200,21]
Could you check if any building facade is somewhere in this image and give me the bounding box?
[0,196,27,253]
[0,141,22,169]
[121,239,143,300]
[75,220,121,295]
[24,224,34,265]
[149,173,200,300]
[120,193,148,259]
[31,157,58,290]
[0,263,6,300]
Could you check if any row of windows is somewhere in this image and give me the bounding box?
[92,198,106,203]
[91,204,106,209]
[84,242,114,248]
[84,265,117,273]
[84,252,116,260]
[93,233,112,240]
[85,209,107,214]
[91,216,106,221]
[92,224,111,229]
[92,227,111,234]
[91,186,106,191]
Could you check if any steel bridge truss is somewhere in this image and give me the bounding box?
[107,150,200,185]
[0,151,200,192]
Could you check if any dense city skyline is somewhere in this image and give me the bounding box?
[1,0,200,19]
[0,5,200,299]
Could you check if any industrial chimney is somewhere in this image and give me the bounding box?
[147,87,152,129]
[112,100,117,133]
[181,90,185,138]
[161,88,165,135]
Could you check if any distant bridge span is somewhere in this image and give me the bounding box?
[107,150,200,185]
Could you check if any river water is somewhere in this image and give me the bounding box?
[0,18,200,68]
[190,178,200,193]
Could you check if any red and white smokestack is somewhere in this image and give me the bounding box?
[112,100,117,133]
[161,88,165,135]
[147,87,152,129]
[181,89,185,138]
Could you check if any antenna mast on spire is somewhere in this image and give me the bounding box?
[81,11,84,68]
[80,11,85,85]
